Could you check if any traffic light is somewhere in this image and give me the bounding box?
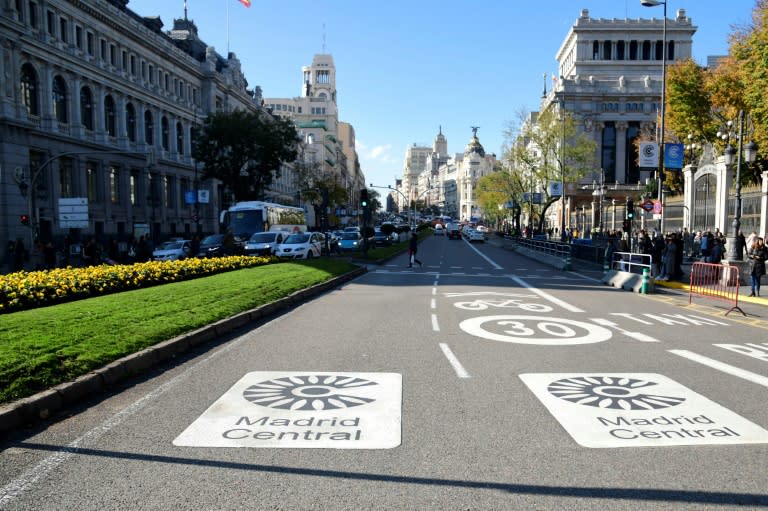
[626,199,634,220]
[622,219,631,232]
[360,188,369,208]
[20,214,30,226]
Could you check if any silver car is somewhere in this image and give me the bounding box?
[245,231,287,256]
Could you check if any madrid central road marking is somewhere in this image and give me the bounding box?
[174,372,402,449]
[521,373,768,448]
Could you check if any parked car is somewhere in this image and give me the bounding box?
[244,231,287,256]
[446,223,462,240]
[339,231,364,252]
[275,232,324,259]
[152,240,192,261]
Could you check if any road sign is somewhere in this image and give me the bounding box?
[174,371,402,449]
[58,197,88,228]
[521,373,768,448]
[641,200,654,212]
[653,200,662,214]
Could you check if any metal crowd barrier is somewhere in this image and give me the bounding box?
[512,237,571,260]
[611,251,653,276]
[688,262,744,316]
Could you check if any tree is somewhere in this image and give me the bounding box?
[504,107,597,233]
[192,110,298,202]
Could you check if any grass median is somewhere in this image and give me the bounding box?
[0,258,358,405]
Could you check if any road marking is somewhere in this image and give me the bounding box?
[439,343,470,378]
[508,275,584,312]
[431,287,437,296]
[589,318,661,342]
[669,350,768,388]
[714,342,768,362]
[464,241,504,270]
[430,298,436,309]
[174,372,402,449]
[431,313,440,332]
[521,373,768,448]
[460,315,612,345]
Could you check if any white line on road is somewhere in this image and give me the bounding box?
[439,343,470,378]
[430,298,436,309]
[590,318,661,342]
[669,349,768,388]
[431,313,440,332]
[508,275,584,313]
[464,241,504,270]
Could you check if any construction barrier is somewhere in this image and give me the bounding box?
[688,262,744,316]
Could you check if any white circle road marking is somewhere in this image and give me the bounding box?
[459,315,612,345]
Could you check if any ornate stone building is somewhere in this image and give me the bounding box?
[0,0,264,269]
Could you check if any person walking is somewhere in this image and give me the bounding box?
[747,237,768,297]
[408,231,422,268]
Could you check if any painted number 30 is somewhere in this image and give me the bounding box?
[459,315,612,346]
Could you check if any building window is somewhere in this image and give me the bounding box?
[20,63,39,117]
[316,70,330,84]
[616,40,625,60]
[59,17,67,43]
[80,86,93,130]
[121,50,127,71]
[125,103,136,142]
[144,110,154,145]
[625,122,641,184]
[176,121,184,154]
[75,25,82,49]
[130,55,136,76]
[52,75,67,123]
[667,40,675,61]
[104,95,116,137]
[161,116,169,150]
[86,162,98,202]
[601,122,616,183]
[100,39,106,60]
[629,41,638,60]
[129,170,138,205]
[603,41,612,60]
[46,10,54,36]
[593,41,599,60]
[86,31,94,55]
[148,64,154,84]
[109,43,116,66]
[109,166,119,204]
[59,157,74,198]
[164,175,171,208]
[642,40,651,60]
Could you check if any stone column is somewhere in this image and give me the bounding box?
[682,164,696,231]
[714,157,732,235]
[761,170,768,238]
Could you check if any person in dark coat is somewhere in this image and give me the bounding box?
[747,237,768,297]
[408,232,422,268]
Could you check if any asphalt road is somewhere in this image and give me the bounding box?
[1,234,767,510]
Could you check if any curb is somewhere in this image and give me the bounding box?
[0,266,367,435]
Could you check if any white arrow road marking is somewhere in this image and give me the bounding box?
[669,350,768,388]
[590,318,661,342]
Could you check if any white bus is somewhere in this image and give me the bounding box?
[219,201,308,239]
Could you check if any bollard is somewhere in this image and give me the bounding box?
[641,268,649,294]
[564,254,572,271]
[603,260,609,274]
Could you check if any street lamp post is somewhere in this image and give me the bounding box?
[558,95,567,241]
[724,110,758,261]
[641,0,667,235]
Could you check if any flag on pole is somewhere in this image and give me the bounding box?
[239,0,251,7]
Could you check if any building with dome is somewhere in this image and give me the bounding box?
[400,126,495,222]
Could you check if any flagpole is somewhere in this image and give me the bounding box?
[226,0,230,55]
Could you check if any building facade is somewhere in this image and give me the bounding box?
[0,0,265,270]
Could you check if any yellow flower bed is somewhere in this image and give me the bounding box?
[0,255,274,313]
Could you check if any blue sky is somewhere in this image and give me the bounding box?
[128,0,755,190]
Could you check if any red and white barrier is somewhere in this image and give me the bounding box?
[688,262,744,316]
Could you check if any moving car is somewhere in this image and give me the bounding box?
[339,231,364,252]
[446,223,462,240]
[434,224,445,236]
[152,240,192,261]
[467,228,485,243]
[275,232,324,259]
[244,231,287,256]
[373,229,393,246]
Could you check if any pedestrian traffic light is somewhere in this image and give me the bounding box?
[626,199,634,219]
[20,214,30,226]
[360,188,368,208]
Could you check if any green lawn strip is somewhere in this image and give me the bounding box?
[0,259,357,404]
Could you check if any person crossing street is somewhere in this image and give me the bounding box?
[408,231,422,268]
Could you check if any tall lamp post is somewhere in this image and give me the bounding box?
[558,95,567,241]
[641,0,667,235]
[724,110,758,261]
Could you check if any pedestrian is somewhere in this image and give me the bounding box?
[408,232,422,268]
[747,237,768,297]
